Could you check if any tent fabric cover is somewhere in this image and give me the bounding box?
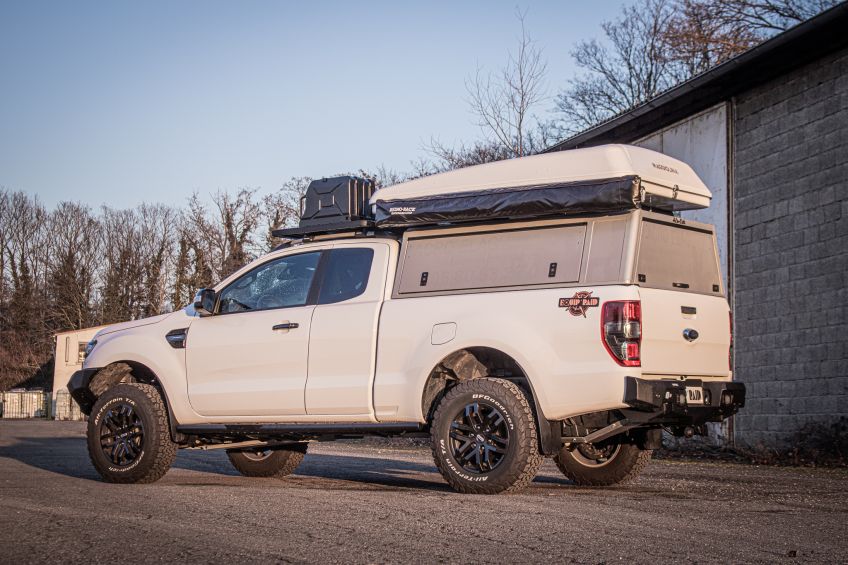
[373,176,638,228]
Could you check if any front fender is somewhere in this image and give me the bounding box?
[84,311,198,425]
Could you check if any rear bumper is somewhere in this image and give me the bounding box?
[67,368,100,415]
[623,376,745,425]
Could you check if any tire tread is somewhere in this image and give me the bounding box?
[430,378,543,494]
[227,446,307,478]
[554,443,652,486]
[87,383,177,484]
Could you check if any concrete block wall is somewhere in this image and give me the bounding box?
[732,46,848,447]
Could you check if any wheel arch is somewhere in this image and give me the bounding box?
[420,346,561,456]
[88,360,181,443]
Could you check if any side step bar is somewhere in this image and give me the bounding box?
[176,422,425,437]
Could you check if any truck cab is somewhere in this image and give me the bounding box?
[69,144,745,494]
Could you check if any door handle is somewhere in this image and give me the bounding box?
[272,322,299,331]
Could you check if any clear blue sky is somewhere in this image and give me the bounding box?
[0,1,628,209]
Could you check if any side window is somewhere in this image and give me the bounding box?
[318,248,375,305]
[218,251,321,314]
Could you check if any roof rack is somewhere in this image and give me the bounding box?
[272,145,711,240]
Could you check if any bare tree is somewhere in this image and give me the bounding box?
[663,0,762,78]
[99,204,177,322]
[422,138,513,174]
[554,0,837,134]
[262,177,312,250]
[554,0,680,134]
[137,204,177,317]
[100,207,143,323]
[179,188,263,288]
[47,202,101,332]
[465,10,548,158]
[0,191,52,388]
[707,0,838,33]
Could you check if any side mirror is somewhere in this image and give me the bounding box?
[193,288,217,317]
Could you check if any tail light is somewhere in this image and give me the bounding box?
[602,301,641,367]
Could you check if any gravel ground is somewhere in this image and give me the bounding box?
[1,420,846,564]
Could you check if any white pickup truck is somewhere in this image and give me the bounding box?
[70,145,745,494]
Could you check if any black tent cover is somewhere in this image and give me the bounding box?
[372,175,640,228]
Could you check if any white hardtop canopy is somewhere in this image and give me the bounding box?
[372,144,712,210]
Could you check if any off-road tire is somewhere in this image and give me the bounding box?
[554,439,652,486]
[226,444,308,478]
[87,383,177,484]
[430,378,543,494]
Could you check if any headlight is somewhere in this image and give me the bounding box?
[84,339,98,359]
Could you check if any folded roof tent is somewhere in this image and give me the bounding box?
[371,144,711,228]
[272,144,712,238]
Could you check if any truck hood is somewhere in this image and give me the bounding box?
[95,312,174,338]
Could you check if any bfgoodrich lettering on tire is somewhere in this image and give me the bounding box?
[87,383,177,484]
[430,378,542,494]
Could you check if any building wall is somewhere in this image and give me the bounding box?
[635,105,732,444]
[636,103,730,288]
[732,46,848,447]
[52,327,103,403]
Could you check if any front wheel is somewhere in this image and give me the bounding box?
[553,437,652,486]
[86,383,177,484]
[430,378,542,494]
[226,444,307,478]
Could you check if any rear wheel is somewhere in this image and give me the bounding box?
[553,436,652,486]
[226,444,307,478]
[430,378,542,494]
[86,383,177,484]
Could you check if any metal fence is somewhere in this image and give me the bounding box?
[0,390,50,419]
[0,390,86,421]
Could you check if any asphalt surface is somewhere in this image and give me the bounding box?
[0,421,846,564]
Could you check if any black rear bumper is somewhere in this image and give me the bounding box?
[67,368,99,415]
[623,376,746,425]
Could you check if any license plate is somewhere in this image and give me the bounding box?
[685,386,705,405]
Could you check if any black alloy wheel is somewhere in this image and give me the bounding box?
[553,436,653,486]
[571,441,621,467]
[430,377,542,494]
[86,382,177,484]
[240,449,273,462]
[99,403,145,467]
[449,401,510,473]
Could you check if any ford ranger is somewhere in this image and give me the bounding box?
[69,144,745,494]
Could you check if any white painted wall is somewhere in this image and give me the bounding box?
[635,103,730,286]
[53,326,105,403]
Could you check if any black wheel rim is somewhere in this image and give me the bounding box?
[99,403,144,467]
[572,441,621,467]
[449,401,510,474]
[242,450,272,461]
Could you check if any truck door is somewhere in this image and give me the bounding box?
[185,250,324,417]
[305,242,389,416]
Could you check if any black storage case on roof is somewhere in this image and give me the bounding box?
[273,173,644,239]
[273,176,376,237]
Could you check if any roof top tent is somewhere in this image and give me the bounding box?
[272,144,712,239]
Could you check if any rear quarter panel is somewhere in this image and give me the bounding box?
[374,285,640,423]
